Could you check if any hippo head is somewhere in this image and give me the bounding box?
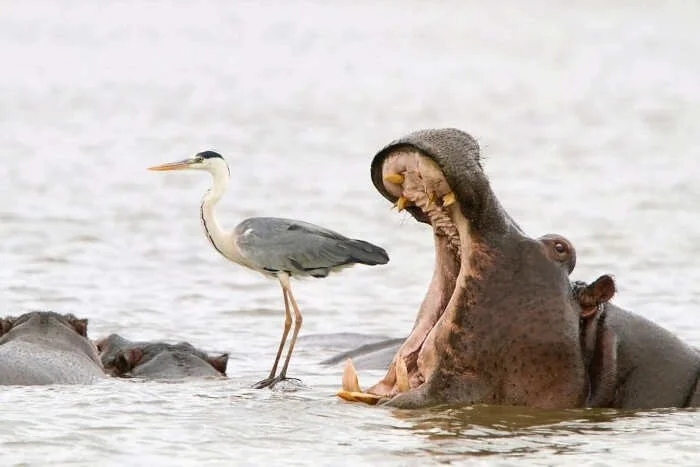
[0,312,89,339]
[0,311,99,367]
[97,334,229,378]
[340,129,592,408]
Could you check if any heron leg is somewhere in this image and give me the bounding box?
[269,285,293,378]
[278,273,303,379]
[251,275,293,389]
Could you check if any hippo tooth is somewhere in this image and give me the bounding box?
[425,191,436,209]
[342,358,362,392]
[396,357,410,393]
[395,196,408,212]
[384,173,405,185]
[442,192,456,207]
[336,390,383,405]
[338,359,384,405]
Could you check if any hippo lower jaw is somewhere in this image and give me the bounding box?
[338,150,479,405]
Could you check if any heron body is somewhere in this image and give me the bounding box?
[149,151,389,388]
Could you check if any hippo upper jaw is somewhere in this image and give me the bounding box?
[342,129,585,409]
[371,128,515,235]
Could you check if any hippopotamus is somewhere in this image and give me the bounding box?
[0,311,104,385]
[337,128,592,408]
[96,334,228,380]
[332,128,699,409]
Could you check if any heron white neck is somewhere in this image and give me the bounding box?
[200,163,231,259]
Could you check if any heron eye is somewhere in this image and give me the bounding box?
[554,241,568,255]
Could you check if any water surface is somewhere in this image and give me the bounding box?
[0,1,698,465]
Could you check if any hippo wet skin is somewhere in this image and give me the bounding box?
[332,275,700,409]
[575,276,700,409]
[0,311,104,385]
[339,128,588,409]
[97,334,228,380]
[336,128,699,410]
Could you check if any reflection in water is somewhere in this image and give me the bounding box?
[397,405,624,433]
[391,406,697,460]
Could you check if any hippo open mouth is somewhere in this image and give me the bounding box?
[338,129,584,408]
[339,143,485,404]
[341,150,473,402]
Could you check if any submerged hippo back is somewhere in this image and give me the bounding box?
[0,312,104,385]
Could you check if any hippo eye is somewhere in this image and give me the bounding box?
[540,234,576,273]
[554,241,568,255]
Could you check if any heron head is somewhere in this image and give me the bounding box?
[148,150,229,174]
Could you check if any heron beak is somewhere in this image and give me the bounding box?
[147,159,196,171]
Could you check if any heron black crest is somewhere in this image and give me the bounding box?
[196,150,224,160]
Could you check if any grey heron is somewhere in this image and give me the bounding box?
[148,151,390,388]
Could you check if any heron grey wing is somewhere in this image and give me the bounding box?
[234,217,388,277]
[234,218,352,275]
[248,217,354,240]
[235,218,338,241]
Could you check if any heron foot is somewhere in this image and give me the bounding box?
[251,375,303,390]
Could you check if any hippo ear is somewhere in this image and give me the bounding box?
[580,306,619,408]
[576,275,616,318]
[115,348,144,375]
[69,318,89,338]
[207,353,229,375]
[0,317,15,336]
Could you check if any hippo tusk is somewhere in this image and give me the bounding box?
[396,357,410,393]
[393,196,408,212]
[336,359,384,405]
[336,390,383,405]
[384,173,405,185]
[442,192,456,207]
[341,359,362,392]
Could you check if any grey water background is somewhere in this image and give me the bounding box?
[0,1,698,465]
